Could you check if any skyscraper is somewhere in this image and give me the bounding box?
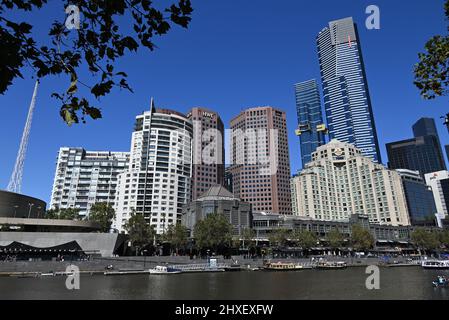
[50,147,130,217]
[113,104,193,234]
[294,79,326,168]
[229,106,292,215]
[317,17,381,162]
[386,117,446,177]
[413,117,440,138]
[187,107,225,200]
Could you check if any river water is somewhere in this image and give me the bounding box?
[1,267,448,300]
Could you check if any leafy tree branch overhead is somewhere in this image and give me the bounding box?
[0,0,193,125]
[414,0,449,129]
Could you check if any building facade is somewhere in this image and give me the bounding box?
[396,169,437,226]
[386,135,446,177]
[291,140,410,226]
[294,79,326,168]
[252,213,414,247]
[316,17,381,163]
[49,147,130,217]
[113,106,193,234]
[187,107,225,200]
[182,185,252,237]
[425,171,449,218]
[229,106,292,215]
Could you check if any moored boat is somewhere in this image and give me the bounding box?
[148,266,182,275]
[263,262,304,271]
[315,261,347,270]
[421,260,449,269]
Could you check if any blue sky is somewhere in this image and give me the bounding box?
[1,0,449,205]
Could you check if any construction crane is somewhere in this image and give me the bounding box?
[7,80,39,194]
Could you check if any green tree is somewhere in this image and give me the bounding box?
[414,0,449,129]
[241,228,256,249]
[439,230,449,249]
[193,213,232,253]
[45,209,59,219]
[268,228,290,248]
[161,223,188,254]
[45,208,80,220]
[327,228,345,250]
[411,228,440,255]
[351,225,375,252]
[0,0,193,125]
[124,213,156,255]
[88,202,115,232]
[293,229,318,252]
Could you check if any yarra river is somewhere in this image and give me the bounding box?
[1,267,449,300]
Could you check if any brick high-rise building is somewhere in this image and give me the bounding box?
[229,106,292,215]
[187,107,225,200]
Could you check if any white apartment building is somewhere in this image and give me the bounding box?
[425,170,449,218]
[50,147,130,217]
[291,140,410,226]
[113,106,193,234]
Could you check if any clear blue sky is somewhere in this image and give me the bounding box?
[1,0,449,205]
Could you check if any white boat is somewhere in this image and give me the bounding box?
[148,266,182,275]
[422,260,449,269]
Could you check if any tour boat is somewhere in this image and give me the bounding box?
[263,262,304,271]
[148,266,182,275]
[315,261,347,270]
[421,260,449,269]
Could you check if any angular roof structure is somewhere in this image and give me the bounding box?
[197,185,237,201]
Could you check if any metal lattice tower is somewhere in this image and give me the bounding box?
[7,80,39,194]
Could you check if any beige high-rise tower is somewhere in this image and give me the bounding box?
[229,106,292,215]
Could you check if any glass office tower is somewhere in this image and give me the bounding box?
[316,17,381,162]
[294,79,326,168]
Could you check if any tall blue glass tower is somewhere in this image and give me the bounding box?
[294,79,326,168]
[317,17,381,163]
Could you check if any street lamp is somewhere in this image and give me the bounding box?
[27,203,34,218]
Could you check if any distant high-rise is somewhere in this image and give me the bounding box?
[229,106,292,215]
[50,147,130,217]
[317,17,381,162]
[294,79,326,168]
[386,117,446,177]
[396,169,437,226]
[413,117,439,138]
[425,171,449,219]
[187,108,225,200]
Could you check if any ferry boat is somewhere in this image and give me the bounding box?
[263,262,304,271]
[148,266,182,275]
[315,261,347,270]
[421,260,449,269]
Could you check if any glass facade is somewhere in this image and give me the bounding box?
[294,79,326,168]
[316,17,381,163]
[387,135,446,177]
[398,170,436,225]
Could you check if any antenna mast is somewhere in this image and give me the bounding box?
[7,80,39,194]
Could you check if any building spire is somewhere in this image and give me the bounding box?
[7,80,39,194]
[150,97,156,112]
